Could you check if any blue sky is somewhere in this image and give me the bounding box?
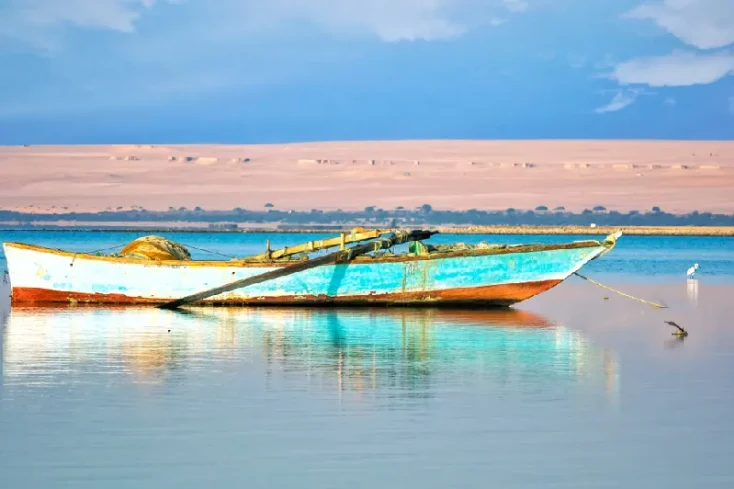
[0,0,732,143]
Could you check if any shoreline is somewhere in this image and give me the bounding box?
[1,225,733,237]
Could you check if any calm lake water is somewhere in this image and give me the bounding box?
[1,231,733,488]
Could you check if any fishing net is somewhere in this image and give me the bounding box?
[119,235,192,261]
[409,241,509,255]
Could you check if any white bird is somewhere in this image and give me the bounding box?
[687,263,699,279]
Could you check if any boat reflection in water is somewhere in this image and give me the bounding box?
[2,306,619,401]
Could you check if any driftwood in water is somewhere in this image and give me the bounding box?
[665,320,689,337]
[158,229,437,310]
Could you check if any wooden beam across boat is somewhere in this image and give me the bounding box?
[246,228,387,261]
[158,229,438,310]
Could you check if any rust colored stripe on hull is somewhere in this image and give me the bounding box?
[10,280,562,307]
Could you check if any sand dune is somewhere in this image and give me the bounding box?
[0,140,732,214]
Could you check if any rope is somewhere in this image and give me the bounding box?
[85,243,129,254]
[69,243,130,265]
[179,243,235,260]
[573,272,668,309]
[79,242,233,260]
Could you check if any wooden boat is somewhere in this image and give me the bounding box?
[2,229,621,307]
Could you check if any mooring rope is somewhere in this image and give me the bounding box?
[179,243,235,260]
[79,242,233,259]
[573,272,668,309]
[68,243,130,265]
[85,243,129,254]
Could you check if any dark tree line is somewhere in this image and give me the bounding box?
[1,206,733,227]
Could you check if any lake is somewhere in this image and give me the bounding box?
[1,231,733,488]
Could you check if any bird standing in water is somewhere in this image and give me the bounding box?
[687,263,699,280]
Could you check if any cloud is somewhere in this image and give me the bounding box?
[608,50,734,87]
[0,0,536,119]
[0,0,178,48]
[288,0,469,42]
[625,0,734,50]
[664,97,676,105]
[0,0,527,48]
[595,88,651,113]
[0,0,170,33]
[729,96,734,114]
[502,0,529,13]
[568,54,586,69]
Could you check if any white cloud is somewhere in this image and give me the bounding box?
[609,50,734,86]
[595,91,637,113]
[288,0,469,42]
[625,0,734,50]
[502,0,529,13]
[0,0,533,118]
[1,0,167,33]
[0,0,527,48]
[595,88,651,113]
[664,97,676,105]
[267,1,533,41]
[0,0,178,48]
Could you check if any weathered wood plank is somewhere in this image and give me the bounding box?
[246,229,385,261]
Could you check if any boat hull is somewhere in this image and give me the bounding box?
[9,280,563,307]
[3,240,610,307]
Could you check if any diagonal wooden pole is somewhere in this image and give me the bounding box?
[158,229,437,310]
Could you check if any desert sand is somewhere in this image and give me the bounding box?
[0,140,732,214]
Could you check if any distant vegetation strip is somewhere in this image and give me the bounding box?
[1,205,733,232]
[1,224,732,236]
[437,226,734,236]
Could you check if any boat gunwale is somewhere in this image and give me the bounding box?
[3,239,608,268]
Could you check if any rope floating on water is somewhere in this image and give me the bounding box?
[573,272,668,309]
